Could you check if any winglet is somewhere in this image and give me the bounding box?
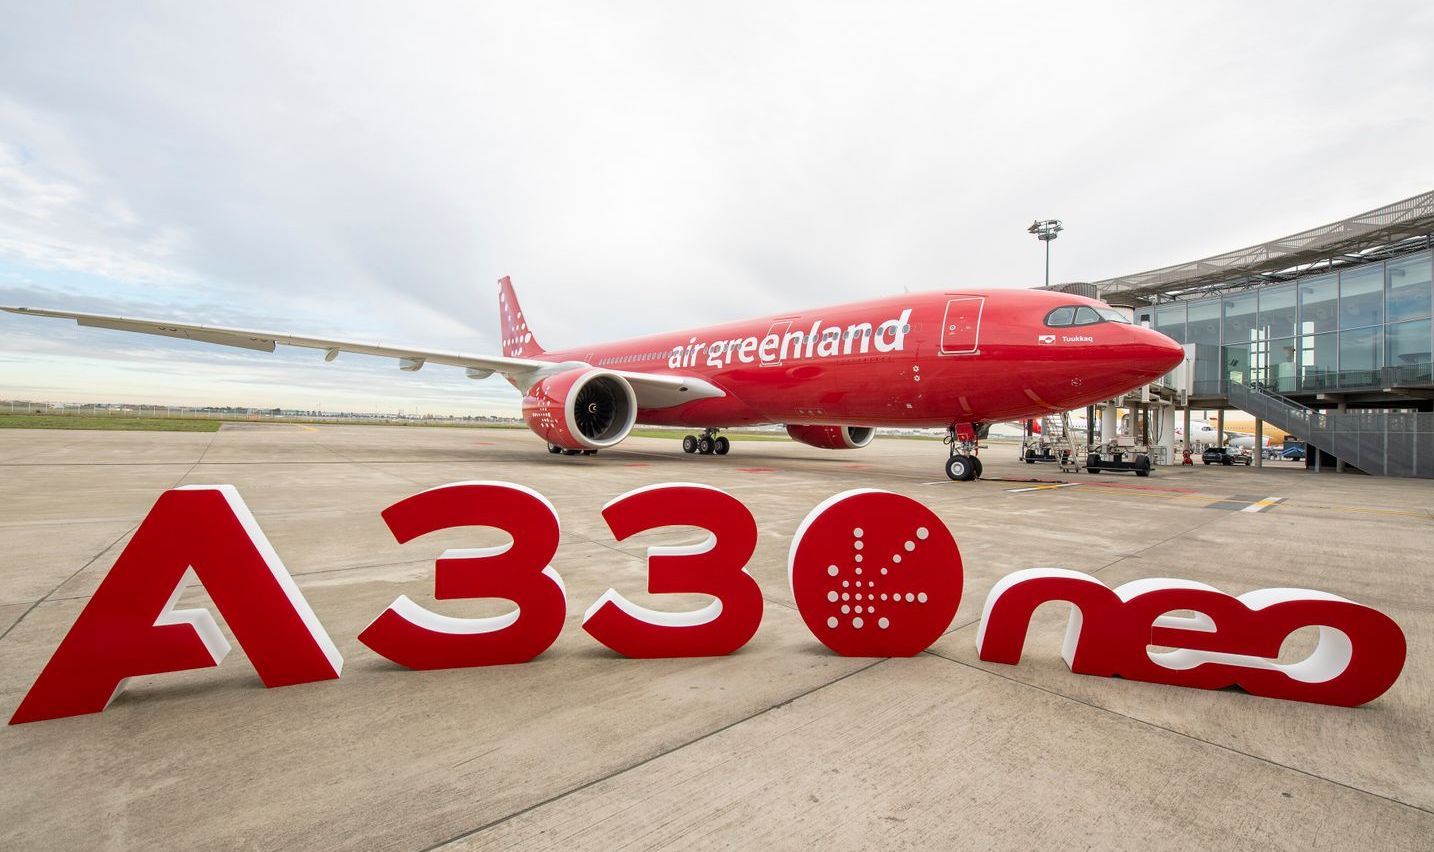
[497,276,545,358]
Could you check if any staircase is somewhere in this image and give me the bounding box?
[1225,378,1434,478]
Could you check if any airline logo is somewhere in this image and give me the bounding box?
[669,308,913,369]
[1037,334,1056,344]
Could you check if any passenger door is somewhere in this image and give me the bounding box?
[940,297,984,355]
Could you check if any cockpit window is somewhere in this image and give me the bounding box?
[1046,304,1131,327]
[1045,306,1076,326]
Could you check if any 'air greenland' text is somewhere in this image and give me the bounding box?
[669,308,913,369]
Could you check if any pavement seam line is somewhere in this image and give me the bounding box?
[1,431,219,643]
[419,657,890,850]
[0,523,138,643]
[922,648,1434,817]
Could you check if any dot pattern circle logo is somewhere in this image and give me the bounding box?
[789,489,962,656]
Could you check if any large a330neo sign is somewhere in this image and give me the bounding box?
[9,483,1407,724]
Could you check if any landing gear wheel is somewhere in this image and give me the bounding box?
[582,449,598,456]
[697,436,715,455]
[563,449,581,456]
[682,435,698,454]
[714,436,730,455]
[970,456,983,479]
[548,443,563,455]
[945,455,976,481]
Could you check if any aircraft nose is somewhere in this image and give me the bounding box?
[1132,326,1185,379]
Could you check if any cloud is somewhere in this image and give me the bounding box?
[0,2,1431,414]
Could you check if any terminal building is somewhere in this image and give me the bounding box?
[1085,191,1434,478]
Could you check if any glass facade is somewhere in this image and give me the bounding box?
[1339,265,1383,329]
[1298,274,1338,334]
[1222,292,1257,347]
[1299,332,1338,391]
[1186,299,1220,345]
[1387,318,1433,383]
[1258,285,1297,339]
[1387,254,1432,323]
[1155,303,1186,344]
[1339,326,1382,386]
[1143,250,1433,393]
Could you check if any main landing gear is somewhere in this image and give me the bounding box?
[682,428,730,456]
[943,423,983,481]
[547,443,597,456]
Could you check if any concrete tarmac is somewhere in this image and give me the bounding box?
[1,424,1430,850]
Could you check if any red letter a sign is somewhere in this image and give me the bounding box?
[10,486,343,724]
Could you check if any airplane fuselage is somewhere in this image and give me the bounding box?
[537,288,1184,429]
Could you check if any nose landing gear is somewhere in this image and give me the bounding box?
[682,428,730,456]
[943,423,983,481]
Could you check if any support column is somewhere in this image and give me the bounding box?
[1254,418,1263,468]
[1102,403,1118,447]
[1160,405,1177,465]
[1216,409,1226,445]
[1183,407,1192,455]
[1335,401,1346,473]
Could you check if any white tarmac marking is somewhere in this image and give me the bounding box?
[1006,483,1081,493]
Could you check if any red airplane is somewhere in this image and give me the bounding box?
[2,277,1183,480]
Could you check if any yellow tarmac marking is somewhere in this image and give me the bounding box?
[1241,496,1285,513]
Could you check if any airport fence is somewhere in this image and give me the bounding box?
[0,400,518,429]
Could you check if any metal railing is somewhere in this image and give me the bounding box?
[1226,379,1434,477]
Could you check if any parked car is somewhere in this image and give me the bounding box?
[1202,446,1252,466]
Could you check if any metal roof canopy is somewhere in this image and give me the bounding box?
[1093,190,1434,301]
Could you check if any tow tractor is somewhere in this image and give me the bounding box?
[1081,437,1153,477]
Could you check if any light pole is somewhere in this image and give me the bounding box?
[1027,219,1064,287]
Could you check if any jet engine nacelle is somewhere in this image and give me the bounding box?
[522,369,638,450]
[785,424,876,450]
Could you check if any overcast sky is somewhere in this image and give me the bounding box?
[1,2,1431,415]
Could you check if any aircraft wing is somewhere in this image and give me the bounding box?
[1,306,724,408]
